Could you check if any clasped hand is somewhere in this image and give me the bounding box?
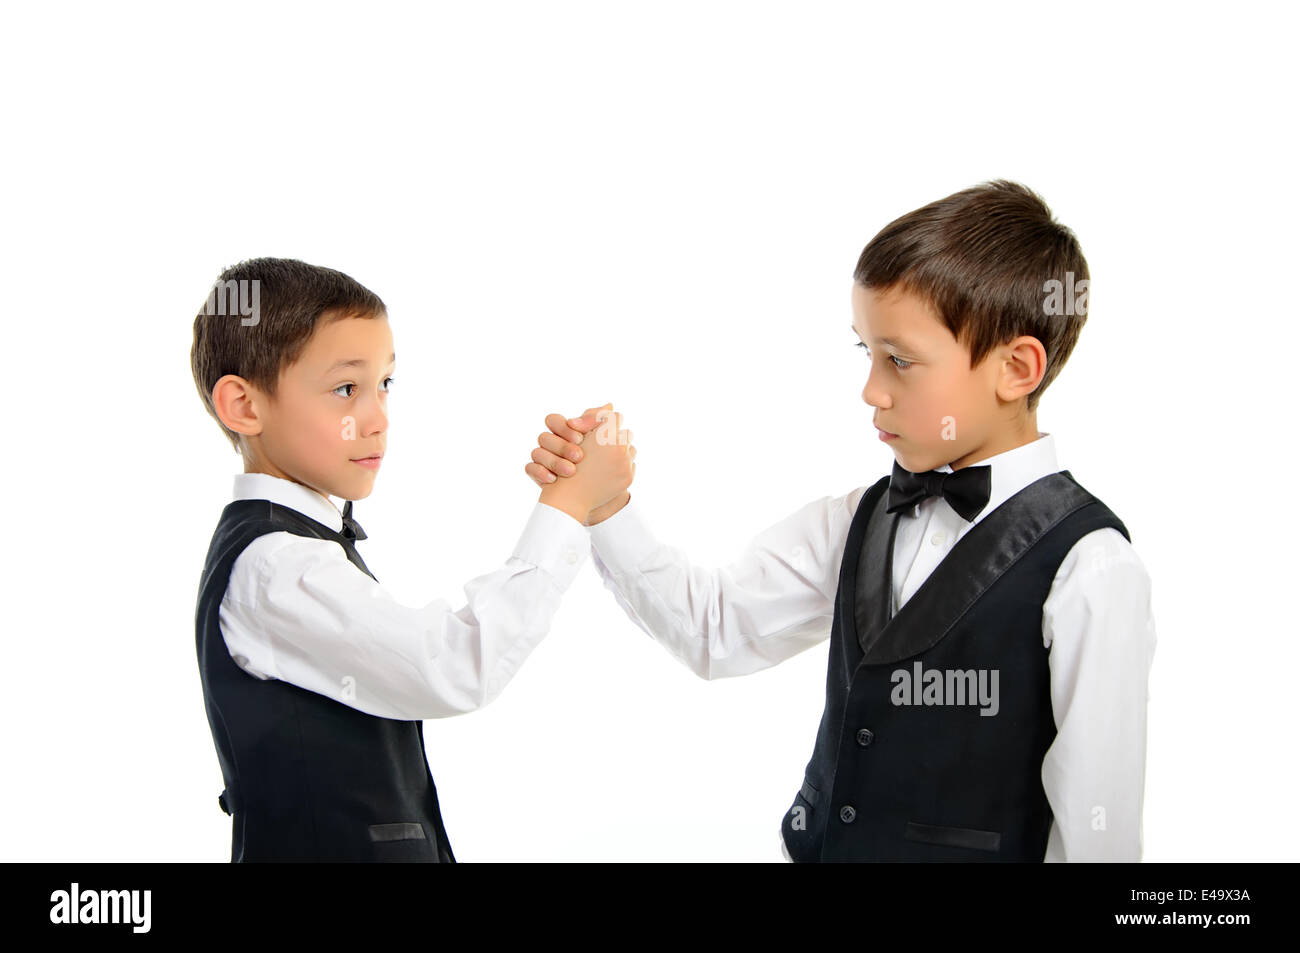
[525,403,636,526]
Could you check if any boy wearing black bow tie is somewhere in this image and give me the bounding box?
[190,257,633,861]
[527,181,1156,862]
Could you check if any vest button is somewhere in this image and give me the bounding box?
[839,805,856,824]
[856,728,874,747]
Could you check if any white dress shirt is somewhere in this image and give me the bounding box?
[218,472,591,721]
[587,433,1156,863]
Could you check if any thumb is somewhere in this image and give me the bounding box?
[568,403,613,429]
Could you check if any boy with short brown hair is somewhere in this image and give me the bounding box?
[192,257,633,861]
[530,181,1156,862]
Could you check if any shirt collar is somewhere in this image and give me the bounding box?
[231,472,345,534]
[931,431,1059,525]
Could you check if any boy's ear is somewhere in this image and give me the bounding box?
[995,335,1047,402]
[213,374,265,437]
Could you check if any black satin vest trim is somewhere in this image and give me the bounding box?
[850,470,1131,663]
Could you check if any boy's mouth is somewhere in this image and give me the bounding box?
[351,453,383,470]
[875,424,899,441]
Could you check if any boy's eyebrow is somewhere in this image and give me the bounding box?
[849,326,914,350]
[323,352,397,374]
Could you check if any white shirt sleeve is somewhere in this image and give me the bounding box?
[1040,527,1157,861]
[218,501,591,721]
[586,487,870,680]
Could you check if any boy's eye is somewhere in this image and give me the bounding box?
[334,378,394,398]
[856,341,911,370]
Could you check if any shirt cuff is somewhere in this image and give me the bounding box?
[514,500,591,590]
[586,494,661,577]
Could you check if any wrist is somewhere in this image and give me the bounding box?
[585,490,631,526]
[539,486,590,525]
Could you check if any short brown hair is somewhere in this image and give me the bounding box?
[190,257,386,453]
[854,180,1088,413]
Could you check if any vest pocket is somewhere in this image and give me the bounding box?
[904,820,1001,853]
[780,777,823,862]
[368,822,428,843]
[798,778,821,807]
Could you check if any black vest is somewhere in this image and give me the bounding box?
[195,499,455,862]
[781,470,1129,862]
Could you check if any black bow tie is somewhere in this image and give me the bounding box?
[340,500,368,541]
[886,461,992,522]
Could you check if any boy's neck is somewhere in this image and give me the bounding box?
[241,453,338,511]
[948,411,1040,470]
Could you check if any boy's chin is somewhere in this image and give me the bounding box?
[337,473,378,500]
[891,449,939,474]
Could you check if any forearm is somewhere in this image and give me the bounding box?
[587,495,846,679]
[237,506,590,720]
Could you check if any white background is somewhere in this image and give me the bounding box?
[2,1,1296,861]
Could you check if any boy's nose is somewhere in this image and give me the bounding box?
[862,379,889,409]
[365,401,388,435]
